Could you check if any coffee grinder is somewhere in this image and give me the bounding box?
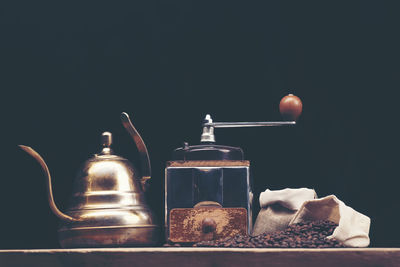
[165,94,302,244]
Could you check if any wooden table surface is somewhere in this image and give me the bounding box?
[1,247,399,267]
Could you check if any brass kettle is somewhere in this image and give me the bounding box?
[19,112,159,248]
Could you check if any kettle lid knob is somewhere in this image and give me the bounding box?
[100,132,113,155]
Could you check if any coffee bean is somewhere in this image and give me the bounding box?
[194,220,346,248]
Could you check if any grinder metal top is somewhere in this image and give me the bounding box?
[172,94,303,161]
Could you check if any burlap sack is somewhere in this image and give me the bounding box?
[289,195,371,247]
[251,188,316,236]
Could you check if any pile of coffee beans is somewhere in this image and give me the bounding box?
[194,220,345,248]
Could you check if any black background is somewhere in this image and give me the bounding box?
[1,1,399,248]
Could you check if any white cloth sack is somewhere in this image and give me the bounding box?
[289,195,371,247]
[252,188,316,236]
[259,188,317,210]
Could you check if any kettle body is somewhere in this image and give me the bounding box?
[20,113,159,248]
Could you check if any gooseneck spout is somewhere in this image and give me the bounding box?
[18,145,79,222]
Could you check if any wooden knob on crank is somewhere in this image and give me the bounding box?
[202,218,217,234]
[279,94,303,121]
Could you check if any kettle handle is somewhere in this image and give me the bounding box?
[121,112,151,191]
[18,145,79,222]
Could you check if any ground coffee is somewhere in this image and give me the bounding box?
[194,220,345,248]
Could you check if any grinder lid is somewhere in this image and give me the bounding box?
[172,142,244,161]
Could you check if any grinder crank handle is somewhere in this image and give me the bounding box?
[203,121,296,128]
[203,94,302,128]
[121,112,152,192]
[201,94,302,142]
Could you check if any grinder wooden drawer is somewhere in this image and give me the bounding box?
[169,207,247,243]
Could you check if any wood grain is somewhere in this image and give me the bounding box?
[0,248,399,267]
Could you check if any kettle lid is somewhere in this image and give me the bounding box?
[88,132,128,162]
[97,131,115,156]
[95,132,119,158]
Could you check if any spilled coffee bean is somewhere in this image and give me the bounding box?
[194,220,345,248]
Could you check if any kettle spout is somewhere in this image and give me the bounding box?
[18,145,79,222]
